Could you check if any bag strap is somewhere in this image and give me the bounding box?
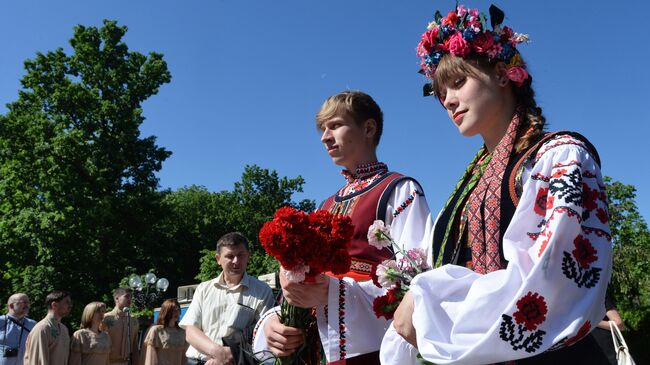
[609,320,632,362]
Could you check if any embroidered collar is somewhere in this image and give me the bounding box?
[339,161,389,197]
[341,161,388,182]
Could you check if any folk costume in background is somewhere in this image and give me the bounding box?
[23,314,70,365]
[381,126,613,364]
[0,314,36,365]
[142,325,187,365]
[254,162,434,364]
[102,307,139,365]
[69,328,111,365]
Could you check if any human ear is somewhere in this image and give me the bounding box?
[365,118,377,139]
[494,62,509,87]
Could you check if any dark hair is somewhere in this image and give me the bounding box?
[316,90,384,146]
[216,232,249,254]
[45,291,70,309]
[113,287,132,300]
[156,299,180,328]
[432,54,546,153]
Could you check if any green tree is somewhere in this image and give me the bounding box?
[604,177,650,329]
[604,177,650,361]
[0,20,171,321]
[195,165,315,282]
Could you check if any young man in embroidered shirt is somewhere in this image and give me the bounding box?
[252,91,434,365]
[180,232,275,365]
[23,291,72,365]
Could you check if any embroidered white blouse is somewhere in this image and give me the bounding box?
[380,135,612,364]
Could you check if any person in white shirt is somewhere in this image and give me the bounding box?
[180,232,274,365]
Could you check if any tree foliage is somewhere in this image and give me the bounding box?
[604,177,650,332]
[193,165,315,282]
[0,20,171,321]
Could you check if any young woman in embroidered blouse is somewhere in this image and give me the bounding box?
[381,4,612,365]
[143,299,188,365]
[69,302,111,365]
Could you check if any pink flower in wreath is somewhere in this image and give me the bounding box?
[448,32,470,57]
[507,66,529,87]
[513,291,548,331]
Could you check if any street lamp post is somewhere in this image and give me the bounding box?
[125,271,170,353]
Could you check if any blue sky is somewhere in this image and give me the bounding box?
[2,0,650,220]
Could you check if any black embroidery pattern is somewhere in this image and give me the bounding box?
[561,252,602,288]
[499,314,546,353]
[549,169,582,206]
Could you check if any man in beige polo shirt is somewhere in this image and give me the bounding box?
[180,232,275,365]
[23,291,72,365]
[103,288,139,365]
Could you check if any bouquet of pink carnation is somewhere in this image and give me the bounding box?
[367,220,430,320]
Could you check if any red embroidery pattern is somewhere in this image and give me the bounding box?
[564,321,591,347]
[467,114,521,274]
[562,235,602,288]
[533,187,553,216]
[530,173,550,182]
[499,291,547,353]
[338,279,346,360]
[538,231,552,257]
[572,235,598,268]
[535,136,587,161]
[392,190,419,218]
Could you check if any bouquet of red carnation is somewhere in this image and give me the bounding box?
[367,220,431,320]
[259,206,354,364]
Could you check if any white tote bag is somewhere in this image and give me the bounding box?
[609,321,636,365]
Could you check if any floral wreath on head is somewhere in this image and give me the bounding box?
[417,4,530,96]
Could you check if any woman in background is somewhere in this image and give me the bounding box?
[143,299,187,365]
[69,302,111,365]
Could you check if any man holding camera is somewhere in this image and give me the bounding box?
[0,293,36,365]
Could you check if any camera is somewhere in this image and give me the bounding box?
[2,347,18,358]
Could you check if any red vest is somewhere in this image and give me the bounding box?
[320,172,405,281]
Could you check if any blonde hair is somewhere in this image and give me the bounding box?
[432,55,546,153]
[316,91,384,146]
[80,301,106,329]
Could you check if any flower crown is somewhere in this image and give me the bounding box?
[417,4,530,96]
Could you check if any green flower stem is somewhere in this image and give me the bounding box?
[379,231,423,275]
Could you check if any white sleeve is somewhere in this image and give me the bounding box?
[318,179,435,362]
[392,140,612,364]
[251,306,281,364]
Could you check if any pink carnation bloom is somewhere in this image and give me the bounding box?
[368,220,392,249]
[469,8,479,17]
[376,260,399,289]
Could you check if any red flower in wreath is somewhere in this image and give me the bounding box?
[572,235,597,269]
[513,291,548,331]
